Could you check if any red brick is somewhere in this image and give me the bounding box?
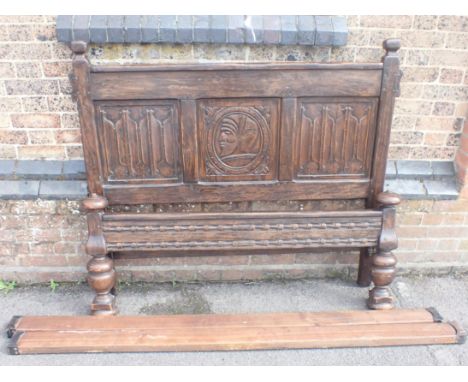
[31,24,55,41]
[29,242,54,255]
[27,130,55,144]
[19,256,69,267]
[65,256,87,266]
[53,242,80,255]
[27,215,67,229]
[17,145,66,159]
[295,252,338,264]
[250,254,295,265]
[439,69,464,84]
[421,214,444,225]
[5,79,59,95]
[1,215,26,229]
[396,226,427,238]
[425,226,466,238]
[399,239,419,250]
[455,150,468,169]
[0,130,28,144]
[360,15,413,29]
[432,200,468,212]
[65,146,84,159]
[54,129,81,144]
[436,240,460,251]
[417,238,439,250]
[336,252,359,264]
[0,243,15,259]
[33,229,62,242]
[441,214,465,225]
[398,214,423,226]
[11,113,60,129]
[221,269,265,281]
[42,61,72,77]
[0,230,17,242]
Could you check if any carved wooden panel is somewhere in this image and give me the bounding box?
[294,98,378,180]
[197,98,280,182]
[102,211,383,252]
[95,101,180,183]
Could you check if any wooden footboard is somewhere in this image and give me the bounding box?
[102,211,383,253]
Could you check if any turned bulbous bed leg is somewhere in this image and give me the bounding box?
[87,255,117,315]
[83,193,117,315]
[367,192,401,310]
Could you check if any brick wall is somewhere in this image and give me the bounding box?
[1,15,468,283]
[0,15,467,162]
[1,198,468,283]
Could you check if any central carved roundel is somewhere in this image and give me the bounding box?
[207,107,270,175]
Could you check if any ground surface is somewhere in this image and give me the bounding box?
[1,276,467,365]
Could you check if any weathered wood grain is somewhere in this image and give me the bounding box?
[8,309,465,354]
[90,69,382,100]
[6,309,441,337]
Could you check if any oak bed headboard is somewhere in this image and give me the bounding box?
[71,39,403,315]
[72,39,401,208]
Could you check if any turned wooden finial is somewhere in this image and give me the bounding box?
[70,40,87,55]
[377,192,401,207]
[383,39,401,55]
[83,193,108,210]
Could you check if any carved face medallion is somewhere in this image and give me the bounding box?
[207,107,270,175]
[216,112,262,165]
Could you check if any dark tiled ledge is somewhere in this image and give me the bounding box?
[0,160,87,200]
[385,160,456,180]
[384,160,459,200]
[56,15,348,46]
[0,160,86,180]
[0,160,460,201]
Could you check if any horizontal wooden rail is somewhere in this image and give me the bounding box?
[101,210,383,252]
[7,309,465,354]
[90,69,382,100]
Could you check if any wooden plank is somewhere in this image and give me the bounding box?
[103,180,370,204]
[180,99,198,183]
[9,322,462,355]
[90,69,382,100]
[91,62,384,72]
[278,98,296,181]
[8,309,437,337]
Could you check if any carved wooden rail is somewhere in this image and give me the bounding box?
[71,39,403,315]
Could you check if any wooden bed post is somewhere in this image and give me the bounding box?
[358,39,402,288]
[368,192,401,310]
[71,42,116,314]
[83,194,117,315]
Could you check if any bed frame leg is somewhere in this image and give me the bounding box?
[368,192,401,310]
[83,194,117,316]
[357,248,372,287]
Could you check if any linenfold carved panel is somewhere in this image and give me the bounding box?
[96,101,180,183]
[295,98,378,179]
[198,98,279,182]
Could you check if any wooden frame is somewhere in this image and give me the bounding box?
[70,39,403,315]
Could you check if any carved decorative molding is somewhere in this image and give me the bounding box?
[96,102,180,182]
[103,221,382,232]
[198,99,279,181]
[107,237,378,251]
[296,100,377,179]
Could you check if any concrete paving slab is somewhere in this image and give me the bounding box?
[0,276,466,365]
